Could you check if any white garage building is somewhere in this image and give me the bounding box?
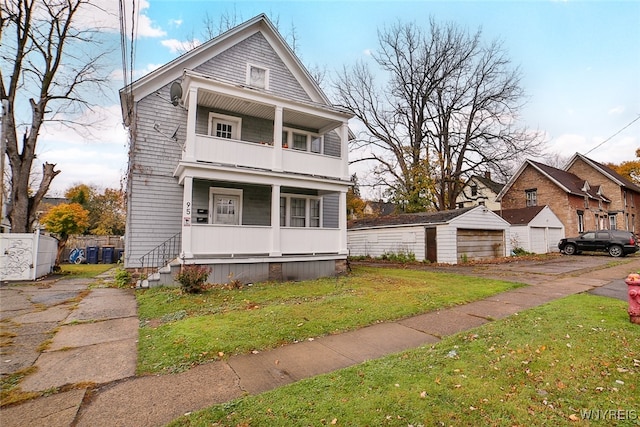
[495,206,565,254]
[347,206,512,264]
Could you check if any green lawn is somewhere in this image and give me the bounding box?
[136,266,524,375]
[60,263,114,278]
[168,294,639,426]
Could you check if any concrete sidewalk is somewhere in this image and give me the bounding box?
[1,256,637,427]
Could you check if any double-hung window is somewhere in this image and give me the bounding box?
[280,195,322,228]
[525,189,537,207]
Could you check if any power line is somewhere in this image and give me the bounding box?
[585,114,640,155]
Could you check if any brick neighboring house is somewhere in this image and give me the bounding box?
[496,153,640,237]
[564,153,640,233]
[456,172,504,211]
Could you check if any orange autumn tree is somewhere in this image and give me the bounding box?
[605,148,640,186]
[40,203,90,267]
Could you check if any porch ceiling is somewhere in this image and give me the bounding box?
[197,90,342,132]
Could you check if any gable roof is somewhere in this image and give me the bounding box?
[119,14,329,122]
[469,174,504,194]
[348,206,477,230]
[495,206,545,225]
[566,153,640,193]
[496,159,610,202]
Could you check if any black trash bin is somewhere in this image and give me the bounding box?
[102,246,114,264]
[86,246,98,264]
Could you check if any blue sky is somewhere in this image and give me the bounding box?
[40,0,639,195]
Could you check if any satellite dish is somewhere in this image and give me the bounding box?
[170,81,182,106]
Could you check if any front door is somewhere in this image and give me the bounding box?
[212,194,240,225]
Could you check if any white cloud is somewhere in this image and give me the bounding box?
[74,0,165,38]
[34,104,129,194]
[161,38,201,54]
[608,106,625,115]
[363,49,373,56]
[170,19,183,28]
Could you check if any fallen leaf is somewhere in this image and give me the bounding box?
[420,391,427,398]
[569,414,579,421]
[331,418,337,425]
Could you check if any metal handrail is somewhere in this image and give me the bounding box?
[139,232,181,273]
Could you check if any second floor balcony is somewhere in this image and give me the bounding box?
[182,70,351,181]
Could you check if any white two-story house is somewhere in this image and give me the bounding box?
[119,15,353,284]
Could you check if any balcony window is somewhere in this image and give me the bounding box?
[208,113,241,140]
[292,133,307,151]
[283,127,322,153]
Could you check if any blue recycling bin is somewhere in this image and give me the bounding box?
[86,246,98,264]
[102,246,114,264]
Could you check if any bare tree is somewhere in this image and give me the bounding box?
[335,19,544,212]
[0,0,109,232]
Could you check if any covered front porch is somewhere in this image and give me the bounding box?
[177,174,348,260]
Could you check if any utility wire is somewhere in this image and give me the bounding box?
[585,114,640,155]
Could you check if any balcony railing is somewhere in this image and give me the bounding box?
[192,134,344,178]
[187,224,342,257]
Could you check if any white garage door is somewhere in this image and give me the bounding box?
[456,229,504,261]
[530,227,548,254]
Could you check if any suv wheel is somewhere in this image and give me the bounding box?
[563,243,577,255]
[608,245,623,257]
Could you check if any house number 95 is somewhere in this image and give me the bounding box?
[185,201,191,215]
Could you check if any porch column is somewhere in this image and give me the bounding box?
[273,105,283,172]
[340,122,349,180]
[181,176,194,259]
[184,87,198,162]
[270,184,282,256]
[338,189,348,255]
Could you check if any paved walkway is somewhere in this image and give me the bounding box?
[0,256,637,427]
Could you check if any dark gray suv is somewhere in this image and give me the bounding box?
[558,230,639,257]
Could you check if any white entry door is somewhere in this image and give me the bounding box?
[212,194,240,225]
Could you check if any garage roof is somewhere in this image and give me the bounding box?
[348,206,476,230]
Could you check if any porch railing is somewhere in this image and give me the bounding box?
[139,232,181,273]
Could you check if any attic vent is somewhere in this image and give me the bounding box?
[247,64,268,89]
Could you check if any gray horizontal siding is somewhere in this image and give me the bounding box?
[125,83,186,268]
[194,32,313,104]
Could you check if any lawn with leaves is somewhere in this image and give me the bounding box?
[136,266,523,374]
[169,294,639,426]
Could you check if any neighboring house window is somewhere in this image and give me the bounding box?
[471,185,478,197]
[609,213,616,230]
[280,194,322,227]
[525,189,537,207]
[577,210,584,233]
[626,213,630,230]
[209,188,242,225]
[478,200,485,206]
[623,190,628,207]
[283,127,322,153]
[457,202,464,209]
[208,113,242,140]
[247,64,268,89]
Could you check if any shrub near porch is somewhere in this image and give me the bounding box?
[136,266,524,375]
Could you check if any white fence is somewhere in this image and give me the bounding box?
[0,232,58,281]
